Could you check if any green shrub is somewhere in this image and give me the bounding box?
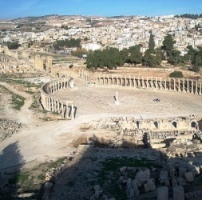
[169,71,183,78]
[69,64,73,68]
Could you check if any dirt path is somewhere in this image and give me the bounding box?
[0,82,98,168]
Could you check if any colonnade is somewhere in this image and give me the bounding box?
[41,78,75,119]
[0,56,10,70]
[79,69,89,82]
[95,74,202,95]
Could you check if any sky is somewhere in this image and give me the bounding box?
[0,0,202,19]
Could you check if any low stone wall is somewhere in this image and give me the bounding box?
[40,78,75,119]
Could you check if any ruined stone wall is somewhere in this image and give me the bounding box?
[51,66,79,78]
[2,46,18,59]
[41,78,75,119]
[95,116,200,132]
[0,119,22,141]
[34,55,44,71]
[90,116,201,149]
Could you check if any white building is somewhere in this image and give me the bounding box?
[81,43,102,51]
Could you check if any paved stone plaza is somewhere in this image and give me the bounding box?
[52,78,202,119]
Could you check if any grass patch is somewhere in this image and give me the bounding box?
[29,94,40,110]
[48,157,66,168]
[11,93,25,110]
[101,157,159,172]
[37,173,45,180]
[98,156,161,199]
[0,85,25,110]
[1,78,42,88]
[25,90,35,94]
[9,172,29,185]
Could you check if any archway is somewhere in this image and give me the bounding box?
[191,121,197,128]
[154,121,158,129]
[172,121,177,128]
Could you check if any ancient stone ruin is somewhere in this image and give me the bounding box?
[0,119,22,141]
[40,78,76,119]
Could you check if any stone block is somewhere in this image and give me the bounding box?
[144,179,156,192]
[184,172,194,182]
[159,170,168,184]
[157,186,168,200]
[173,186,184,200]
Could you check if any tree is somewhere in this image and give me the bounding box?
[187,45,197,61]
[168,50,181,65]
[162,34,183,65]
[53,38,81,50]
[155,47,163,65]
[162,34,176,59]
[193,55,202,72]
[148,31,155,53]
[128,45,143,65]
[86,47,122,70]
[186,45,202,72]
[143,50,156,67]
[72,48,87,58]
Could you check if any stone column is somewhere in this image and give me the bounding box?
[57,100,60,113]
[142,77,145,88]
[169,78,171,91]
[200,82,202,95]
[86,71,88,83]
[137,77,140,88]
[178,79,180,92]
[52,99,55,112]
[129,76,132,87]
[50,98,53,111]
[187,79,189,93]
[155,77,158,89]
[164,78,167,90]
[71,104,74,119]
[157,187,168,200]
[173,79,176,91]
[54,82,57,92]
[46,96,49,110]
[173,186,184,200]
[54,99,58,112]
[133,77,136,87]
[61,103,64,118]
[191,80,194,94]
[195,81,198,94]
[159,78,162,90]
[48,97,51,111]
[151,77,153,89]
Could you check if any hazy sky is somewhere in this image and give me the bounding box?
[1,0,202,19]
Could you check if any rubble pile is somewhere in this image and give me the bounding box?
[0,119,22,141]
